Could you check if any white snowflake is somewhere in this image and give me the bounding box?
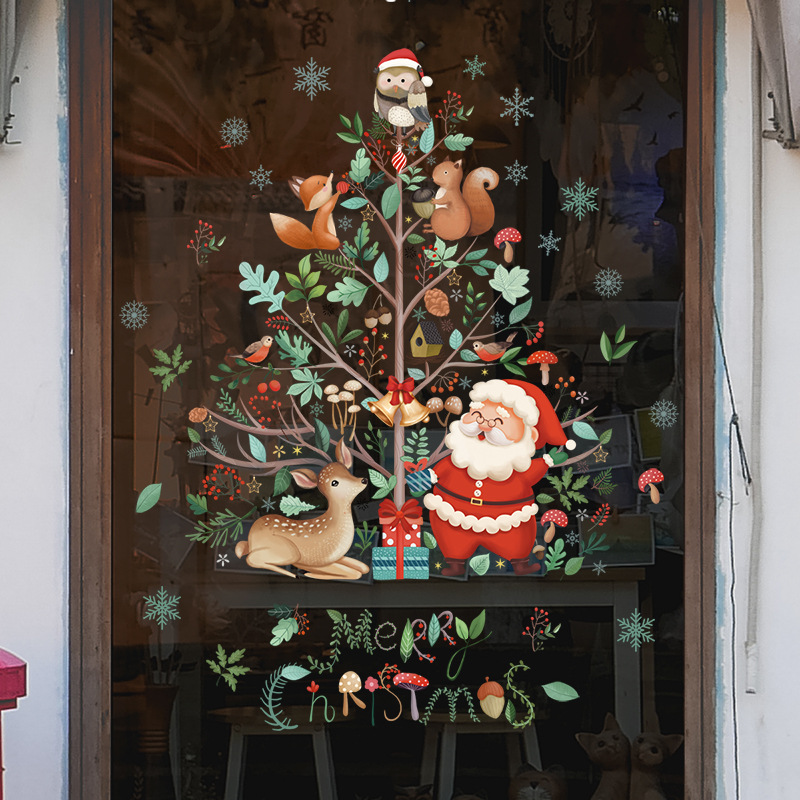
[142,586,181,630]
[250,165,272,190]
[220,117,249,147]
[561,178,599,220]
[576,508,589,521]
[500,87,535,126]
[649,399,678,429]
[617,609,655,651]
[216,553,230,567]
[338,216,353,231]
[120,300,149,330]
[491,312,505,327]
[594,268,623,298]
[463,55,486,81]
[505,160,528,186]
[293,57,331,100]
[539,230,561,256]
[566,530,581,546]
[426,154,437,166]
[592,560,607,575]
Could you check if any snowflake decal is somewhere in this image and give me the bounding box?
[338,216,353,231]
[649,399,679,429]
[293,57,331,100]
[450,288,464,302]
[344,344,357,358]
[261,496,276,512]
[505,160,528,186]
[216,553,230,567]
[120,300,149,330]
[500,87,535,126]
[142,586,181,630]
[566,530,581,546]
[561,178,599,220]
[309,403,324,417]
[539,230,561,256]
[426,154,437,166]
[592,561,607,575]
[594,268,623,298]
[412,307,427,322]
[617,609,655,651]
[458,376,473,389]
[220,117,249,147]
[250,165,272,191]
[463,55,486,81]
[491,312,505,327]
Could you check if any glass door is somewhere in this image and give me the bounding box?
[111,1,688,796]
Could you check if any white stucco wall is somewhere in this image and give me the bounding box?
[0,0,68,798]
[718,0,800,796]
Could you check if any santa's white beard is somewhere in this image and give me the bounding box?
[445,418,537,481]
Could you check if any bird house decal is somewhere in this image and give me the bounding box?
[410,320,443,358]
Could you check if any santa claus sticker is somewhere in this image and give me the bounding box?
[419,378,576,577]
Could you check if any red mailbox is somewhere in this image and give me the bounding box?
[0,649,26,800]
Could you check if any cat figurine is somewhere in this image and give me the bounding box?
[508,763,568,800]
[629,731,683,800]
[576,713,630,800]
[393,785,433,800]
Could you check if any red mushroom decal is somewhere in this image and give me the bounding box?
[540,509,569,545]
[526,351,558,385]
[638,468,665,504]
[494,227,522,263]
[393,672,429,721]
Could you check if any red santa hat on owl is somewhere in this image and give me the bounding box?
[377,48,433,87]
[469,378,576,464]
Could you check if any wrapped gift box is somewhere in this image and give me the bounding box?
[372,546,429,581]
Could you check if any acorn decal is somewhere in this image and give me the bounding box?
[477,676,505,719]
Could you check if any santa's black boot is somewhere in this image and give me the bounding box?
[441,558,467,577]
[511,558,542,576]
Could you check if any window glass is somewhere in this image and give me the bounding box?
[113,1,687,797]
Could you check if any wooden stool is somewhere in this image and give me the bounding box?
[419,713,541,800]
[210,706,337,800]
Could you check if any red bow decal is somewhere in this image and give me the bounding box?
[378,498,424,536]
[386,375,415,406]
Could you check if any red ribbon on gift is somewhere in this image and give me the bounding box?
[386,375,415,406]
[378,498,424,580]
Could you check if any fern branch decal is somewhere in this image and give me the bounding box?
[260,663,310,731]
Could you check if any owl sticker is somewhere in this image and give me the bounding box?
[373,48,432,132]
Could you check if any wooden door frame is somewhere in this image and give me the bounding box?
[67,1,718,796]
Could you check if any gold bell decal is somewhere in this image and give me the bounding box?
[368,376,428,427]
[368,392,399,426]
[398,397,430,427]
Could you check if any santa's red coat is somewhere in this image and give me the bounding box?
[425,456,549,560]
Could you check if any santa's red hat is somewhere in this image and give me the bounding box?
[469,378,576,453]
[377,48,433,87]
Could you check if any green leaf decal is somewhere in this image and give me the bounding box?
[460,348,480,362]
[505,699,517,724]
[468,610,486,639]
[443,133,475,151]
[280,496,317,517]
[420,124,435,153]
[455,617,469,640]
[449,329,464,349]
[428,613,441,646]
[423,531,438,549]
[187,427,201,443]
[314,418,331,453]
[273,467,292,496]
[327,609,343,622]
[238,262,285,311]
[340,197,368,210]
[381,183,401,219]
[328,276,369,307]
[136,483,162,513]
[373,252,389,283]
[509,297,532,325]
[564,557,584,576]
[600,331,613,362]
[541,681,579,702]
[270,617,299,646]
[249,434,267,462]
[469,553,491,576]
[281,664,311,681]
[571,421,598,441]
[489,264,530,303]
[400,619,414,662]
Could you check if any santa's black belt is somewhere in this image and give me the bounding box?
[434,484,537,507]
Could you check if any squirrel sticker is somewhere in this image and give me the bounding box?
[424,159,499,241]
[270,172,341,251]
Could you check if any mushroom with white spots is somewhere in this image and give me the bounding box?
[494,227,522,263]
[338,671,366,716]
[392,672,429,721]
[540,509,569,545]
[426,397,445,425]
[443,396,463,426]
[327,393,342,431]
[526,351,558,385]
[638,468,665,504]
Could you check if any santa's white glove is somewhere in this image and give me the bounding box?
[543,453,555,468]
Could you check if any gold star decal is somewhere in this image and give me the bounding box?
[594,446,609,463]
[246,476,262,494]
[411,135,419,143]
[405,216,412,223]
[495,558,506,569]
[481,368,489,376]
[293,446,302,455]
[361,206,375,221]
[381,332,389,339]
[434,561,442,570]
[202,416,218,432]
[300,306,315,324]
[447,270,462,286]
